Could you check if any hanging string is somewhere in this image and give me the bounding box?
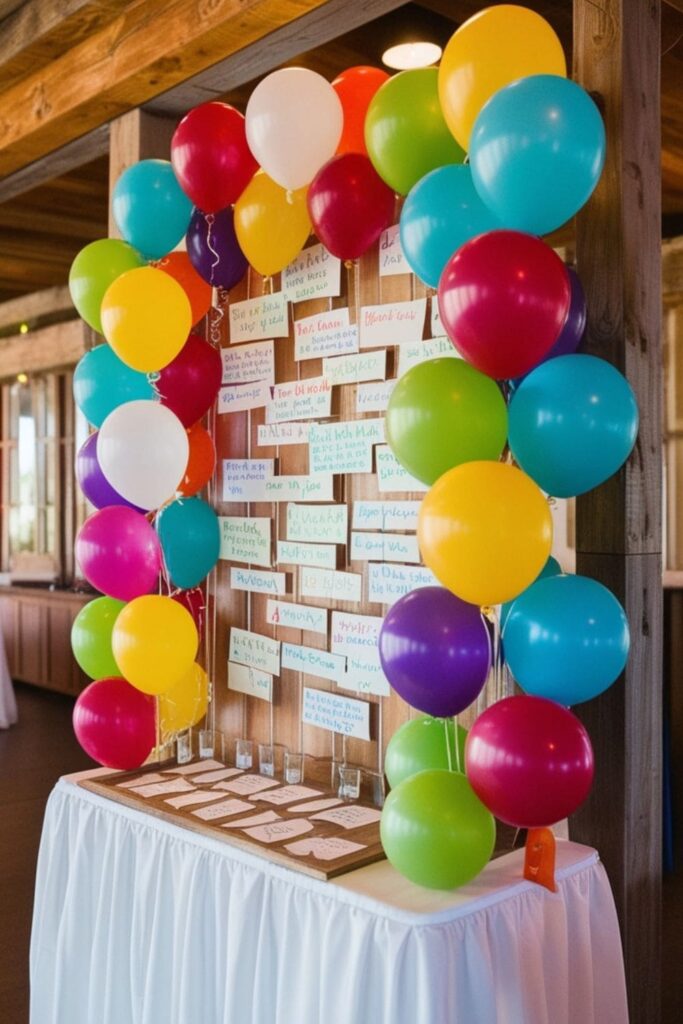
[205,213,220,288]
[209,288,227,348]
[444,718,453,772]
[453,715,462,774]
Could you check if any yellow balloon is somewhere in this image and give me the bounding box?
[100,265,192,373]
[234,170,311,277]
[159,662,208,735]
[418,461,553,607]
[112,595,198,695]
[438,5,567,151]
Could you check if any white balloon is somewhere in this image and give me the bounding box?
[245,68,343,191]
[98,400,189,511]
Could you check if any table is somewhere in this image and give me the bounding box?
[0,628,17,728]
[30,773,629,1024]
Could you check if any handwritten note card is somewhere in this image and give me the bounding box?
[222,339,275,385]
[266,376,332,423]
[308,419,385,475]
[350,531,421,563]
[229,628,280,675]
[130,778,195,798]
[230,567,288,596]
[397,336,459,377]
[243,820,314,844]
[359,298,427,349]
[281,642,346,683]
[322,349,387,386]
[190,767,242,784]
[375,446,429,493]
[282,242,341,303]
[379,224,410,277]
[192,798,253,821]
[218,380,271,414]
[229,293,288,343]
[227,661,274,702]
[166,759,225,775]
[300,567,362,603]
[257,421,313,447]
[220,774,281,796]
[219,517,271,567]
[266,599,328,635]
[330,611,383,657]
[287,503,347,544]
[352,500,421,532]
[285,837,366,860]
[222,459,274,501]
[431,296,442,337]
[294,309,358,361]
[356,380,396,413]
[277,539,338,570]
[224,473,335,503]
[311,805,382,830]
[340,653,390,697]
[221,811,281,829]
[251,785,322,805]
[287,797,342,814]
[165,791,229,809]
[302,687,371,740]
[117,773,167,788]
[367,562,438,605]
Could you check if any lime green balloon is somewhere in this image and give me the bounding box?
[380,769,496,889]
[365,68,466,195]
[69,239,145,334]
[385,716,468,789]
[386,357,508,485]
[71,596,126,679]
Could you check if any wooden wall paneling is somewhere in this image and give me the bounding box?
[0,320,88,380]
[572,1,663,1019]
[16,596,47,685]
[0,593,18,677]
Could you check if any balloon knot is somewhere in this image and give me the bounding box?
[344,259,355,270]
[285,189,295,205]
[480,605,496,621]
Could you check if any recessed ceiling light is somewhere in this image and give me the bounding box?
[381,41,442,71]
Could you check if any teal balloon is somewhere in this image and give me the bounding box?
[156,497,220,590]
[73,344,155,428]
[380,769,495,889]
[385,716,467,789]
[503,574,630,706]
[399,165,502,288]
[112,159,193,260]
[500,555,562,629]
[470,75,606,235]
[508,354,638,497]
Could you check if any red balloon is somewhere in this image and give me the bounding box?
[465,695,594,828]
[73,676,156,769]
[171,101,258,213]
[307,153,395,261]
[179,423,216,496]
[158,334,222,427]
[171,586,205,642]
[332,66,390,156]
[438,230,571,380]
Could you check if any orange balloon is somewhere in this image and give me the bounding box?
[179,423,216,496]
[156,251,212,326]
[332,66,390,156]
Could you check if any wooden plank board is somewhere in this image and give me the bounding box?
[79,759,385,880]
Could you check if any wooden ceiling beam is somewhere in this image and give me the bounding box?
[0,0,407,178]
[0,124,109,205]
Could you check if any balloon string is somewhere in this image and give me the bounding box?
[454,715,462,774]
[209,289,226,347]
[205,212,219,287]
[147,371,161,398]
[444,718,453,772]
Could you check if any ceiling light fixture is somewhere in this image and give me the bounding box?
[381,41,442,71]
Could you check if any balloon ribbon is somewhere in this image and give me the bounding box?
[524,827,557,892]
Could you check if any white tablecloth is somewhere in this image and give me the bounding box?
[30,774,628,1024]
[0,628,17,728]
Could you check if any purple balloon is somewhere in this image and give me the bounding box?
[544,267,586,360]
[186,207,248,289]
[379,587,491,717]
[76,432,143,512]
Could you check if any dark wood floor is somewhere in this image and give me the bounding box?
[1,680,682,1023]
[0,683,91,1024]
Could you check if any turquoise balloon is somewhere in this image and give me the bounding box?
[399,165,502,289]
[500,555,562,629]
[502,574,630,706]
[112,159,193,260]
[508,354,639,498]
[470,75,606,236]
[156,497,220,590]
[385,716,468,789]
[73,344,155,428]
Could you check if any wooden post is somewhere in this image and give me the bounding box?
[572,2,662,1020]
[108,110,177,236]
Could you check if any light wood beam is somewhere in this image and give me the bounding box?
[0,319,88,379]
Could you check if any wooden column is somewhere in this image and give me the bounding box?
[572,2,662,1020]
[108,109,176,236]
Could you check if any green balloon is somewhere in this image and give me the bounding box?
[71,596,126,679]
[365,68,465,195]
[69,239,145,334]
[380,769,496,889]
[386,357,508,485]
[385,716,468,789]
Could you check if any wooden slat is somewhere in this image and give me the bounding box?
[0,124,109,205]
[0,285,73,333]
[572,2,662,1021]
[0,319,88,379]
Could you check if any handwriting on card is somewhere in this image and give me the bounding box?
[375,446,429,493]
[129,779,195,798]
[308,419,385,475]
[218,380,271,414]
[330,611,383,656]
[379,224,410,277]
[287,503,347,544]
[165,759,225,775]
[256,421,313,447]
[165,791,229,809]
[302,687,371,739]
[294,309,358,361]
[222,459,274,501]
[322,349,387,386]
[339,653,391,697]
[285,837,367,860]
[397,336,459,377]
[266,599,328,635]
[266,376,332,423]
[229,293,289,343]
[219,774,281,796]
[300,567,362,603]
[219,517,271,567]
[243,819,314,844]
[311,805,382,829]
[190,767,242,784]
[117,773,167,788]
[287,797,343,814]
[367,562,439,605]
[222,339,275,385]
[282,242,341,303]
[227,662,274,702]
[230,568,288,596]
[352,500,421,532]
[250,785,322,805]
[281,642,346,683]
[276,539,338,570]
[359,298,427,349]
[221,810,282,829]
[350,531,421,563]
[356,380,396,413]
[192,798,254,821]
[229,628,280,675]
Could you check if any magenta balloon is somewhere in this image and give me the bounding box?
[73,676,156,769]
[75,506,161,601]
[76,432,143,511]
[465,695,594,828]
[157,334,223,427]
[378,586,491,716]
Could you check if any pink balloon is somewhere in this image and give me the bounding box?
[465,695,594,828]
[76,506,161,601]
[171,586,205,642]
[73,676,156,769]
[157,333,222,427]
